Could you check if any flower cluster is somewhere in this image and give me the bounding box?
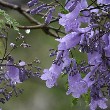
[41,0,110,110]
[0,55,41,104]
[0,11,42,104]
[28,0,56,24]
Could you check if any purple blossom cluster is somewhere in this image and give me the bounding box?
[41,0,110,110]
[0,56,41,104]
[0,16,42,104]
[28,0,55,24]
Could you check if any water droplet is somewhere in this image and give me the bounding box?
[79,48,82,52]
[25,29,30,34]
[19,61,26,66]
[10,43,15,47]
[95,43,98,47]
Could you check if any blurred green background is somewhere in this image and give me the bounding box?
[0,0,110,110]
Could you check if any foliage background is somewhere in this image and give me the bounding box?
[0,0,110,110]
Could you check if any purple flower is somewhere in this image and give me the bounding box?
[97,0,110,4]
[62,50,71,69]
[59,4,81,32]
[45,8,55,24]
[80,0,88,9]
[89,6,99,13]
[41,50,71,88]
[5,59,20,84]
[27,0,39,7]
[41,63,62,88]
[66,73,88,98]
[40,0,110,109]
[83,64,99,87]
[56,32,81,50]
[65,0,78,12]
[66,59,88,98]
[90,98,108,110]
[59,0,88,32]
[102,33,110,47]
[104,45,110,57]
[87,52,102,65]
[65,0,88,12]
[30,4,47,14]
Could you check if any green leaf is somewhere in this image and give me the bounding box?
[82,91,90,107]
[72,98,79,106]
[0,9,20,32]
[61,72,67,78]
[0,20,5,28]
[60,7,69,14]
[0,39,5,57]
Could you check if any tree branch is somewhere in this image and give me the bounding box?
[0,0,65,38]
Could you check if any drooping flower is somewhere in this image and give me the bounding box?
[90,97,108,110]
[41,63,62,88]
[56,32,81,50]
[67,73,88,98]
[104,45,110,57]
[102,33,110,47]
[27,0,39,7]
[30,4,47,14]
[59,0,88,32]
[59,5,81,32]
[5,58,20,84]
[66,59,88,98]
[83,64,100,87]
[65,0,88,12]
[87,52,102,65]
[65,0,78,12]
[97,0,110,4]
[40,0,110,110]
[41,49,72,88]
[41,50,64,88]
[45,8,55,24]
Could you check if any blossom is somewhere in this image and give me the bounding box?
[59,5,81,32]
[102,33,110,47]
[87,52,102,65]
[66,73,88,98]
[65,0,77,12]
[45,8,55,24]
[59,0,88,32]
[97,0,110,4]
[90,98,108,110]
[66,59,88,98]
[40,0,110,110]
[41,50,71,88]
[30,4,47,14]
[65,0,88,12]
[41,64,62,88]
[83,64,99,87]
[5,58,20,84]
[56,32,81,50]
[104,45,110,57]
[27,0,39,7]
[62,51,71,69]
